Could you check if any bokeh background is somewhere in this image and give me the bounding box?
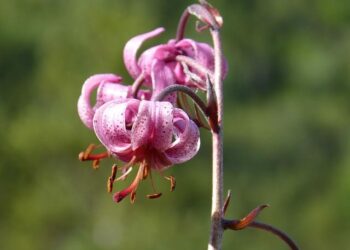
[1,0,349,249]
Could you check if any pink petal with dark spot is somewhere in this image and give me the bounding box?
[151,101,174,151]
[93,99,140,155]
[130,101,153,150]
[164,108,200,164]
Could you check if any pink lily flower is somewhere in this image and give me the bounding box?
[77,74,150,129]
[92,99,200,202]
[123,27,227,91]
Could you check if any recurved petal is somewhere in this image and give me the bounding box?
[78,74,122,129]
[93,99,140,155]
[152,101,174,151]
[131,100,153,150]
[164,108,200,164]
[95,82,130,109]
[123,27,165,79]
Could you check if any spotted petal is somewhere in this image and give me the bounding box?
[96,82,130,106]
[93,99,140,157]
[123,27,165,79]
[130,100,153,150]
[78,74,122,129]
[96,81,151,107]
[151,101,174,152]
[164,108,200,164]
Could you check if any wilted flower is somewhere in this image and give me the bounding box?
[92,99,200,202]
[77,74,150,129]
[123,27,227,92]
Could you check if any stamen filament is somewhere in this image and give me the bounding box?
[113,164,145,203]
[116,167,133,181]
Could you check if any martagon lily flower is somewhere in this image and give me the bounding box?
[123,27,228,93]
[92,99,200,202]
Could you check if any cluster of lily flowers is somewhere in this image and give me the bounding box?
[77,25,227,203]
[75,3,300,249]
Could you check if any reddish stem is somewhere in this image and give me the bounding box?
[248,221,299,250]
[208,27,224,250]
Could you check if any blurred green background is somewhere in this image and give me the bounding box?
[1,0,349,249]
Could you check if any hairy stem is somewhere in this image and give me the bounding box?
[208,28,224,250]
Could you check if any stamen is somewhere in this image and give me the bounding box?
[142,163,149,180]
[130,191,137,204]
[164,176,176,192]
[115,156,137,181]
[146,193,162,199]
[82,144,95,159]
[107,165,118,193]
[113,164,144,203]
[107,177,113,193]
[92,159,100,169]
[78,144,109,169]
[116,167,133,181]
[111,164,118,180]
